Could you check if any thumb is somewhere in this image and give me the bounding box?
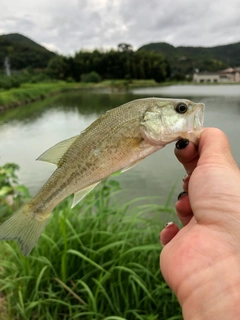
[190,128,240,226]
[198,128,238,169]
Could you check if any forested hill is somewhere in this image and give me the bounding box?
[1,32,240,80]
[138,41,240,76]
[0,33,56,69]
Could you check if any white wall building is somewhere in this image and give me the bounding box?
[193,67,240,83]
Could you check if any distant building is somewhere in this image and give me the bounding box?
[193,67,240,83]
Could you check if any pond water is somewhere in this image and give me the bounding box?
[0,84,240,214]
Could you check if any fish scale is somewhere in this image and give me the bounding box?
[0,97,204,255]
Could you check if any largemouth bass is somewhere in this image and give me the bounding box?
[0,97,204,255]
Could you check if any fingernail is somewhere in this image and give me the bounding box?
[164,221,174,228]
[182,174,189,182]
[176,139,189,150]
[177,191,188,200]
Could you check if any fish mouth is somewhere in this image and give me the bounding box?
[188,103,205,133]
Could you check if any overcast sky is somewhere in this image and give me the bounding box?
[0,0,240,55]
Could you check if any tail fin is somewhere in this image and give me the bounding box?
[0,205,50,255]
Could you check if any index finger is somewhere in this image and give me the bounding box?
[174,140,199,176]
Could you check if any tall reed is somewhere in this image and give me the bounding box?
[0,180,182,320]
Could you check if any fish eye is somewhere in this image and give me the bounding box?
[175,103,188,114]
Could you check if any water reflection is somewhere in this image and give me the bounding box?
[0,91,137,125]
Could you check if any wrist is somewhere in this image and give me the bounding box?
[178,256,240,320]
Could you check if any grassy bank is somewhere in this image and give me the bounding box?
[0,80,159,112]
[0,82,95,111]
[0,177,181,320]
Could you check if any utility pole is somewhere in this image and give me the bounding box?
[4,57,11,76]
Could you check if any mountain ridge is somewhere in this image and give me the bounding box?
[138,41,240,75]
[0,33,56,70]
[1,33,240,75]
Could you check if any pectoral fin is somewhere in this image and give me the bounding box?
[71,181,101,208]
[37,135,79,166]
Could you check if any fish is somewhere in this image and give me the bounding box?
[0,97,204,255]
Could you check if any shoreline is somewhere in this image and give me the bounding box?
[0,80,159,113]
[0,82,101,113]
[1,80,238,113]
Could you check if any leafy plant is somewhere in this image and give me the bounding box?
[81,71,102,83]
[0,76,22,90]
[0,163,30,221]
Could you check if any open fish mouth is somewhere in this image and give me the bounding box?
[188,103,205,133]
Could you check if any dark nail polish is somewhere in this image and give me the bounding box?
[182,174,189,182]
[177,191,188,200]
[176,139,189,150]
[165,221,174,228]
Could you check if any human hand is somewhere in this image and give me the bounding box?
[160,128,240,320]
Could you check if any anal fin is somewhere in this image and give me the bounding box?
[110,160,142,177]
[71,181,101,208]
[120,159,142,173]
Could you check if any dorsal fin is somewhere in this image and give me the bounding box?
[37,135,79,166]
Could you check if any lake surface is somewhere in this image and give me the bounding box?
[0,84,240,215]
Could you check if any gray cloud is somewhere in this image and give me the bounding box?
[0,0,240,55]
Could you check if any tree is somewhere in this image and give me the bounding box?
[46,56,68,80]
[118,43,133,52]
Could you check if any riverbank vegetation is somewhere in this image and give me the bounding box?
[0,80,159,111]
[0,163,182,320]
[0,82,93,110]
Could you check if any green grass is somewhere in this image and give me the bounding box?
[0,79,161,111]
[0,180,182,320]
[0,82,96,109]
